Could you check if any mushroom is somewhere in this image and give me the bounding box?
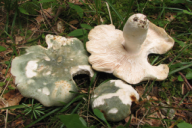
[86,13,174,84]
[11,34,94,107]
[91,80,139,122]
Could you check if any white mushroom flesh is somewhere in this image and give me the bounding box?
[86,13,174,84]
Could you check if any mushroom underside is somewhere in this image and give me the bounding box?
[86,14,174,84]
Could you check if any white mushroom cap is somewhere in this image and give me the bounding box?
[11,34,94,106]
[86,13,174,84]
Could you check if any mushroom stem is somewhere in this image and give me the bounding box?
[123,13,149,52]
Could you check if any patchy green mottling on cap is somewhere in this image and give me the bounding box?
[11,34,94,107]
[91,80,139,122]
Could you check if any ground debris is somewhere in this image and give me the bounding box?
[10,117,25,127]
[69,0,85,5]
[0,90,23,112]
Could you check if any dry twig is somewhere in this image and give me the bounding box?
[178,72,192,90]
[39,3,58,35]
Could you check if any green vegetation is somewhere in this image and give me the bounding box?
[0,0,192,127]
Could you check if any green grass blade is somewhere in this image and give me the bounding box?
[4,30,17,56]
[0,104,30,110]
[90,72,97,87]
[106,0,123,22]
[151,56,159,65]
[4,31,15,43]
[178,91,190,106]
[35,110,45,115]
[125,114,132,128]
[94,0,101,24]
[127,0,134,15]
[169,62,192,76]
[33,110,37,119]
[5,12,9,33]
[18,17,25,36]
[24,108,60,128]
[95,0,101,13]
[156,1,165,21]
[71,101,82,114]
[11,10,17,36]
[176,33,192,37]
[143,80,156,98]
[35,110,42,117]
[4,55,13,76]
[25,109,32,115]
[93,109,111,128]
[120,0,134,29]
[58,95,84,113]
[169,45,190,67]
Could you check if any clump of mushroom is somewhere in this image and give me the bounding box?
[86,13,174,84]
[91,80,139,122]
[11,34,94,107]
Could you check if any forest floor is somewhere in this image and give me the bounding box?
[0,0,192,128]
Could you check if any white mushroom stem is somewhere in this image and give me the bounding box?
[123,13,149,52]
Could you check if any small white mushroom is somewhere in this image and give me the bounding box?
[11,34,94,107]
[86,13,174,84]
[91,80,139,122]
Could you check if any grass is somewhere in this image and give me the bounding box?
[0,0,192,128]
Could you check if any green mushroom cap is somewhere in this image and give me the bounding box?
[91,80,139,122]
[11,34,94,107]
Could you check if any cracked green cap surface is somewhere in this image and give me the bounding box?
[91,80,139,121]
[11,34,94,106]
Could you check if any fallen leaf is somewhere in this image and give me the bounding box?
[169,122,177,128]
[69,20,79,25]
[0,90,23,111]
[0,97,7,112]
[2,69,6,75]
[152,96,158,101]
[129,114,145,126]
[146,95,159,102]
[160,102,176,119]
[124,115,131,123]
[0,87,3,93]
[35,15,44,24]
[150,14,158,19]
[8,84,16,90]
[165,13,176,22]
[57,20,65,33]
[100,16,104,23]
[15,36,24,45]
[11,118,24,127]
[6,40,13,44]
[30,27,38,31]
[69,0,85,5]
[146,112,161,126]
[80,89,88,93]
[135,86,144,97]
[5,68,12,78]
[37,39,41,45]
[40,8,53,19]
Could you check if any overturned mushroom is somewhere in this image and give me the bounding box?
[91,80,139,122]
[86,13,174,84]
[11,34,94,107]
